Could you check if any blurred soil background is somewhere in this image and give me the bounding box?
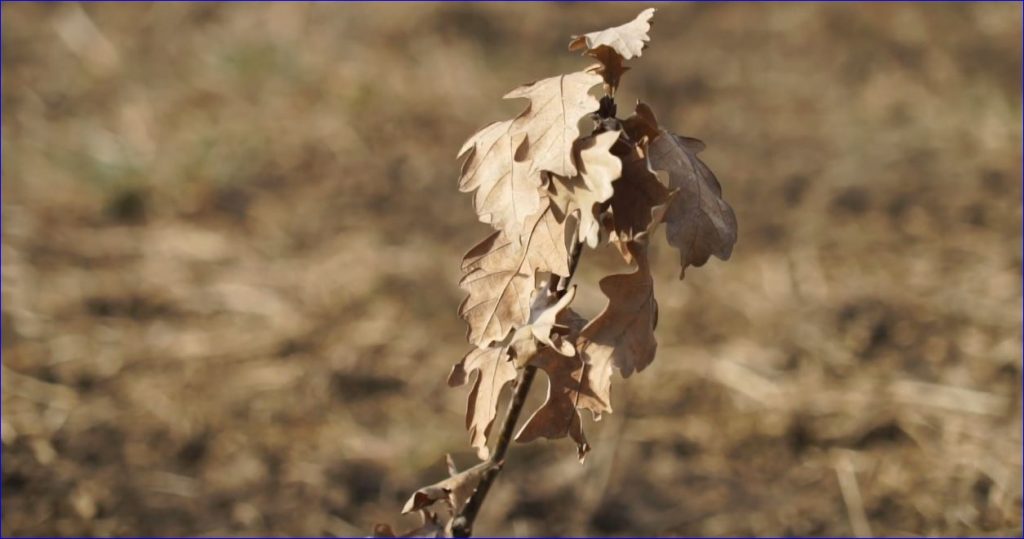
[2,3,1022,537]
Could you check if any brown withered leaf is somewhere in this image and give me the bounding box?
[515,349,592,462]
[505,71,603,179]
[621,101,660,142]
[652,133,737,277]
[549,130,623,248]
[577,243,658,418]
[457,122,540,237]
[459,205,572,347]
[447,346,516,459]
[631,102,738,278]
[402,456,497,516]
[569,8,655,92]
[608,145,677,258]
[585,48,628,95]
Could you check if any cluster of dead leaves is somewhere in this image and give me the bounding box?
[387,8,737,532]
[453,6,736,463]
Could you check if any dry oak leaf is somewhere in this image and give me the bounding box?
[505,71,603,179]
[459,204,572,347]
[549,130,623,248]
[577,243,658,418]
[569,8,655,59]
[608,144,678,258]
[457,123,539,237]
[448,346,517,460]
[585,47,629,95]
[457,72,602,236]
[509,285,579,367]
[569,8,655,92]
[515,348,592,462]
[634,102,738,278]
[402,455,497,516]
[621,99,660,143]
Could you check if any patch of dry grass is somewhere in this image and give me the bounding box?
[2,3,1021,536]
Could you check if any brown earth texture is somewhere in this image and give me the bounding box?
[2,3,1022,537]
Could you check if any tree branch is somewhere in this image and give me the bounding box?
[450,238,585,538]
[449,364,536,538]
[448,104,606,538]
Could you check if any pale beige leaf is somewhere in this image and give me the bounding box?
[569,8,655,91]
[576,130,622,201]
[457,70,600,237]
[402,458,496,515]
[457,121,542,237]
[631,102,738,278]
[459,205,572,347]
[504,71,603,178]
[529,285,577,355]
[569,8,655,60]
[509,285,579,367]
[548,174,599,247]
[447,346,516,459]
[577,244,658,417]
[549,130,623,248]
[514,349,592,462]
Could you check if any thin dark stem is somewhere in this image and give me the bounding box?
[450,240,585,538]
[450,364,536,538]
[562,238,584,292]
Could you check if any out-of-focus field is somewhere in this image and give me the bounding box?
[2,3,1022,537]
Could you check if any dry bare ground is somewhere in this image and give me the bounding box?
[2,3,1022,537]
